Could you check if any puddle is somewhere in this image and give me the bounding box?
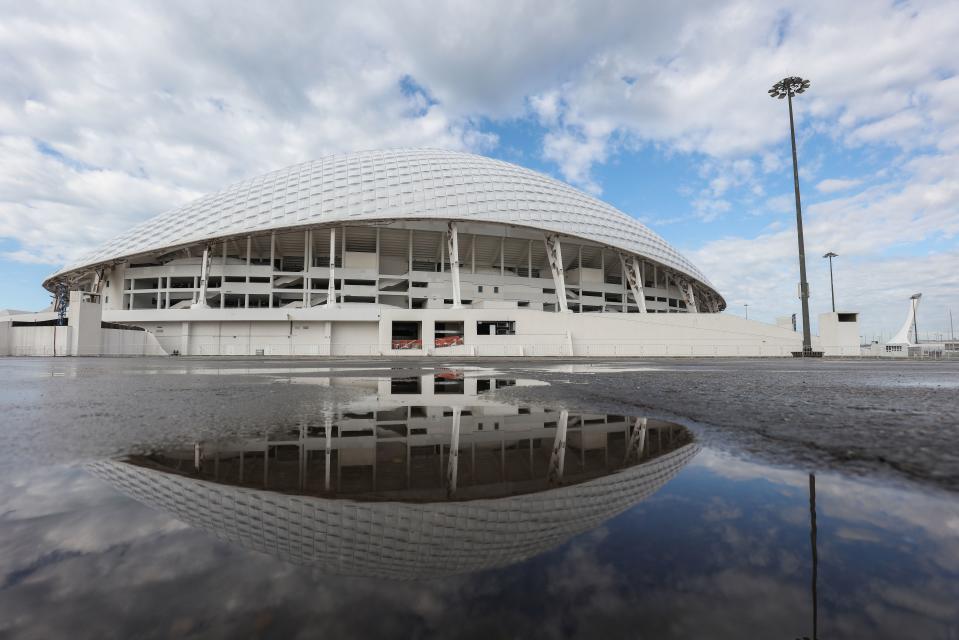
[89,396,692,578]
[0,361,957,638]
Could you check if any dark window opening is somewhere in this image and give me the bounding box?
[391,376,422,394]
[391,321,422,350]
[434,321,464,348]
[477,320,516,336]
[434,374,464,394]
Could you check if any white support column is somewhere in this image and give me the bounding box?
[246,236,251,267]
[500,237,505,275]
[544,234,569,313]
[625,417,647,464]
[91,268,105,294]
[324,415,333,491]
[303,229,311,308]
[547,409,569,483]
[683,280,699,313]
[220,242,227,309]
[328,227,336,306]
[445,407,461,497]
[621,254,648,313]
[269,232,275,308]
[447,222,462,308]
[191,244,213,309]
[528,240,533,280]
[471,235,476,274]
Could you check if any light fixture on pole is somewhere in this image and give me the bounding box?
[744,303,749,320]
[769,76,812,355]
[823,252,838,313]
[911,293,922,344]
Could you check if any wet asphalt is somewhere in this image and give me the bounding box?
[0,356,956,491]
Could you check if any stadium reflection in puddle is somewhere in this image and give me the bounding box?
[91,372,696,579]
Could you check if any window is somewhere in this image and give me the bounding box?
[477,285,484,292]
[477,320,516,336]
[493,286,500,293]
[391,321,422,350]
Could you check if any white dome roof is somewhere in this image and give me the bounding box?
[51,148,718,296]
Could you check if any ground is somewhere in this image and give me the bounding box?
[1,356,956,490]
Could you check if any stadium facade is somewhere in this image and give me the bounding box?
[1,148,860,356]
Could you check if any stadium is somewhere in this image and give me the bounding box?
[4,148,859,356]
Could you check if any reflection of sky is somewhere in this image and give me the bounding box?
[1,452,957,639]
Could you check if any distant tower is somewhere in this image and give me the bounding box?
[887,293,922,345]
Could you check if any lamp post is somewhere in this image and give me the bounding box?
[911,293,921,344]
[823,252,838,312]
[769,76,812,354]
[744,303,749,320]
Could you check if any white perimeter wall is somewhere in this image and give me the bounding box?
[133,308,808,357]
[1,325,166,356]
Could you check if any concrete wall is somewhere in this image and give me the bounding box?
[7,325,71,356]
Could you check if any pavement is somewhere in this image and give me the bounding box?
[0,356,956,491]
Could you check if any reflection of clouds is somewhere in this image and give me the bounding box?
[2,451,958,639]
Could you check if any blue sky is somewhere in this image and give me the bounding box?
[0,1,956,339]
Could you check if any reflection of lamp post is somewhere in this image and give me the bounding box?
[769,76,812,354]
[822,252,838,313]
[809,473,818,640]
[911,293,922,344]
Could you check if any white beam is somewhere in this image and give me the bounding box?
[547,409,569,483]
[446,407,461,497]
[324,415,332,491]
[621,254,648,313]
[544,234,569,313]
[625,417,647,464]
[303,229,310,308]
[684,281,699,313]
[447,222,462,308]
[191,244,213,309]
[328,227,336,306]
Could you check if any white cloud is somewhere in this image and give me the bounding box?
[816,177,862,193]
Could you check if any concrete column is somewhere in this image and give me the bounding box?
[683,281,699,313]
[528,240,533,280]
[547,409,569,483]
[447,222,462,308]
[179,321,190,355]
[303,229,311,308]
[544,234,569,313]
[445,407,461,497]
[220,243,227,309]
[625,417,647,464]
[328,227,336,306]
[269,232,275,308]
[191,244,213,309]
[324,415,332,491]
[621,254,648,313]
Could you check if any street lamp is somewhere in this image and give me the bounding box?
[911,293,922,344]
[769,76,812,355]
[744,303,749,320]
[823,252,838,312]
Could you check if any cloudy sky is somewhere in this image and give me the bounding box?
[1,0,956,338]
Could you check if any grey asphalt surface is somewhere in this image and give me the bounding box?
[0,356,957,490]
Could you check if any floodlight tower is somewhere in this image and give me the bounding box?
[769,76,812,354]
[823,252,838,312]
